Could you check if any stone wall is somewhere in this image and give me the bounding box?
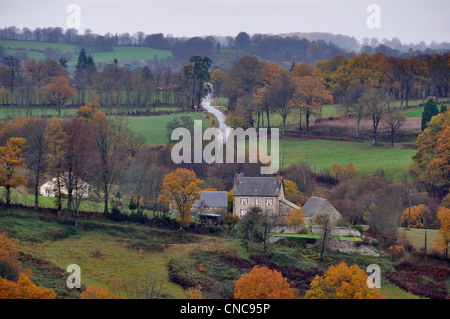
[324,240,380,257]
[312,226,361,238]
[270,225,306,234]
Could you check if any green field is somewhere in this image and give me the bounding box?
[398,228,440,251]
[127,112,210,145]
[0,40,172,65]
[275,139,414,180]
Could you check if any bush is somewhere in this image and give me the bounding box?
[351,225,364,235]
[387,244,406,259]
[270,252,297,265]
[168,259,212,289]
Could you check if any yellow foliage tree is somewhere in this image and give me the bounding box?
[0,137,28,205]
[0,233,55,299]
[0,232,23,281]
[305,262,385,299]
[401,204,432,229]
[159,168,203,227]
[81,284,118,299]
[286,206,305,226]
[0,273,56,299]
[283,179,307,205]
[434,206,450,259]
[234,266,295,299]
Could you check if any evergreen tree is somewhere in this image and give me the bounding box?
[440,104,448,113]
[421,98,439,131]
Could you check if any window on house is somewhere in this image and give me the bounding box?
[255,198,259,205]
[240,209,247,217]
[240,198,248,205]
[266,198,273,206]
[45,189,49,195]
[266,210,273,216]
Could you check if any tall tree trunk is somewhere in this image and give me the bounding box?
[34,175,40,211]
[6,184,11,206]
[104,184,109,214]
[305,109,311,137]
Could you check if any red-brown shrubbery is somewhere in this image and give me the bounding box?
[386,261,449,299]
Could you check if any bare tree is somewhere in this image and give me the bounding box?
[313,213,334,260]
[361,88,386,145]
[383,109,406,146]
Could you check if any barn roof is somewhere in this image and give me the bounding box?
[232,176,283,197]
[302,196,327,217]
[193,191,228,208]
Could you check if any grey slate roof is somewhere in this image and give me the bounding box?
[232,177,282,197]
[302,196,327,217]
[193,191,228,208]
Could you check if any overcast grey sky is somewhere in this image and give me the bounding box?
[0,0,449,44]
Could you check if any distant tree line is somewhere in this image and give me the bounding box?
[3,27,449,71]
[0,49,213,108]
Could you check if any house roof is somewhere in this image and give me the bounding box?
[302,196,327,217]
[193,191,228,208]
[232,176,283,197]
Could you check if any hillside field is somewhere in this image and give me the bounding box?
[0,40,172,66]
[127,112,210,145]
[0,207,429,299]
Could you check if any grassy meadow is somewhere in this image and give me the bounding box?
[127,112,210,145]
[0,40,172,66]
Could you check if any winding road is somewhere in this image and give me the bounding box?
[201,93,230,142]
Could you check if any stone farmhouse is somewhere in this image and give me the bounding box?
[40,176,89,198]
[232,175,300,218]
[302,196,342,224]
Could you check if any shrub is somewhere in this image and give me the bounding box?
[234,266,295,299]
[0,273,56,299]
[81,285,118,299]
[0,232,23,281]
[270,252,297,265]
[387,244,406,259]
[168,259,211,289]
[351,225,364,235]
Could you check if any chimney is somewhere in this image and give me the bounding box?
[235,173,238,185]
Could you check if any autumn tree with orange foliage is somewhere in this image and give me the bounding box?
[45,76,75,116]
[286,206,305,226]
[186,285,204,299]
[80,285,118,299]
[234,266,294,299]
[305,262,384,299]
[0,233,23,281]
[283,179,307,205]
[77,95,104,123]
[330,163,357,181]
[0,137,27,206]
[0,273,56,299]
[411,111,450,198]
[401,204,432,229]
[0,233,55,299]
[290,75,333,136]
[434,206,450,259]
[159,168,203,227]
